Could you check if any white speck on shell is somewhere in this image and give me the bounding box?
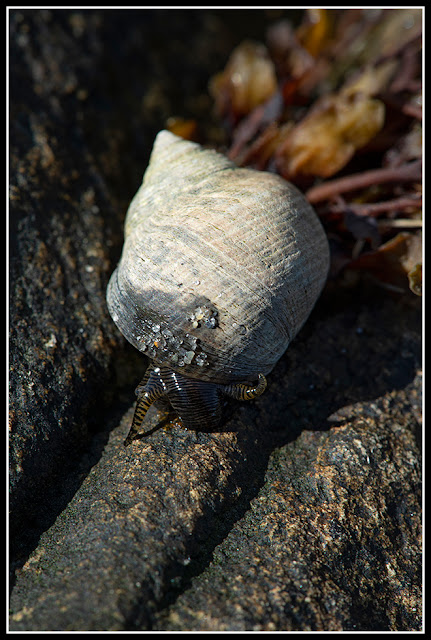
[189,305,218,330]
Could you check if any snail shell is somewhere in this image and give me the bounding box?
[107,130,329,441]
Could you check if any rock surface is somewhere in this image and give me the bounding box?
[9,9,422,632]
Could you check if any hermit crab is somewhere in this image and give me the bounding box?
[107,130,329,444]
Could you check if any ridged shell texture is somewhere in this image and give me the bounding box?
[107,130,330,384]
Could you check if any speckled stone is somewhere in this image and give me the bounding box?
[10,288,422,631]
[153,384,422,631]
[9,6,240,555]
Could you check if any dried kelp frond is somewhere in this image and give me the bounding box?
[206,9,422,295]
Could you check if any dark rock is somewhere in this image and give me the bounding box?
[9,6,241,559]
[9,8,122,554]
[153,374,422,631]
[9,408,270,631]
[9,285,422,631]
[9,8,422,632]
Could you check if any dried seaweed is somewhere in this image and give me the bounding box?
[204,9,422,295]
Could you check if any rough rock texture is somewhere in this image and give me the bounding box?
[153,390,422,631]
[10,6,239,558]
[9,9,422,632]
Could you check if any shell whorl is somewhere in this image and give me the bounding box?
[107,130,330,384]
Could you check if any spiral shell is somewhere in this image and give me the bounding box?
[107,130,329,386]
